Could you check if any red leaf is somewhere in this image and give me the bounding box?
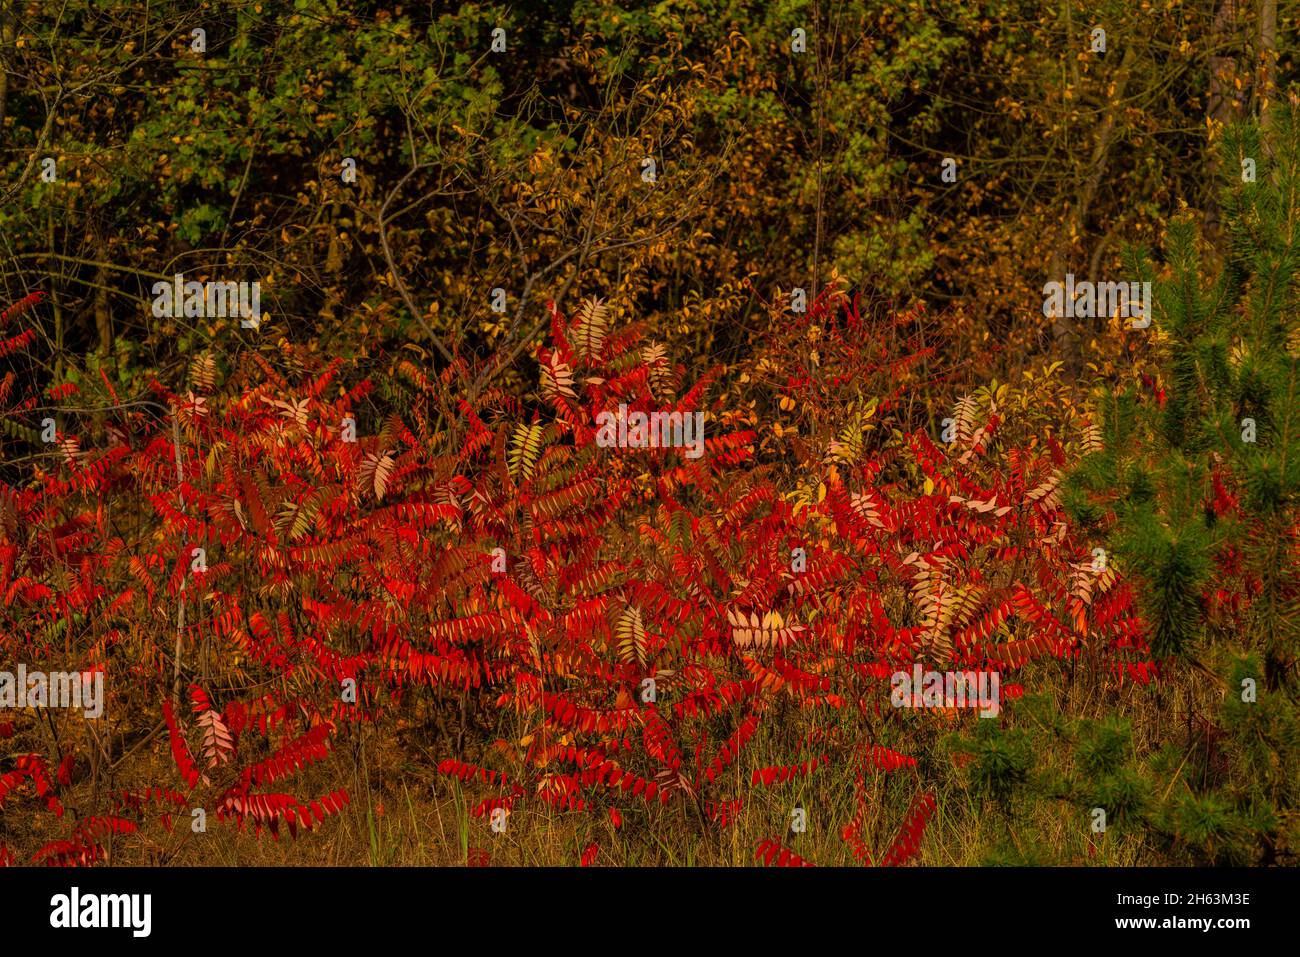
[163,700,202,790]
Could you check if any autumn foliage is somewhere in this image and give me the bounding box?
[0,284,1175,866]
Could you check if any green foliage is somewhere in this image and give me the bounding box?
[1064,102,1300,863]
[961,722,1029,806]
[1069,103,1300,660]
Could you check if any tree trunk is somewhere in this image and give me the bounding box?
[1049,43,1138,372]
[1257,0,1277,151]
[0,1,11,134]
[1205,0,1244,235]
[95,242,114,362]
